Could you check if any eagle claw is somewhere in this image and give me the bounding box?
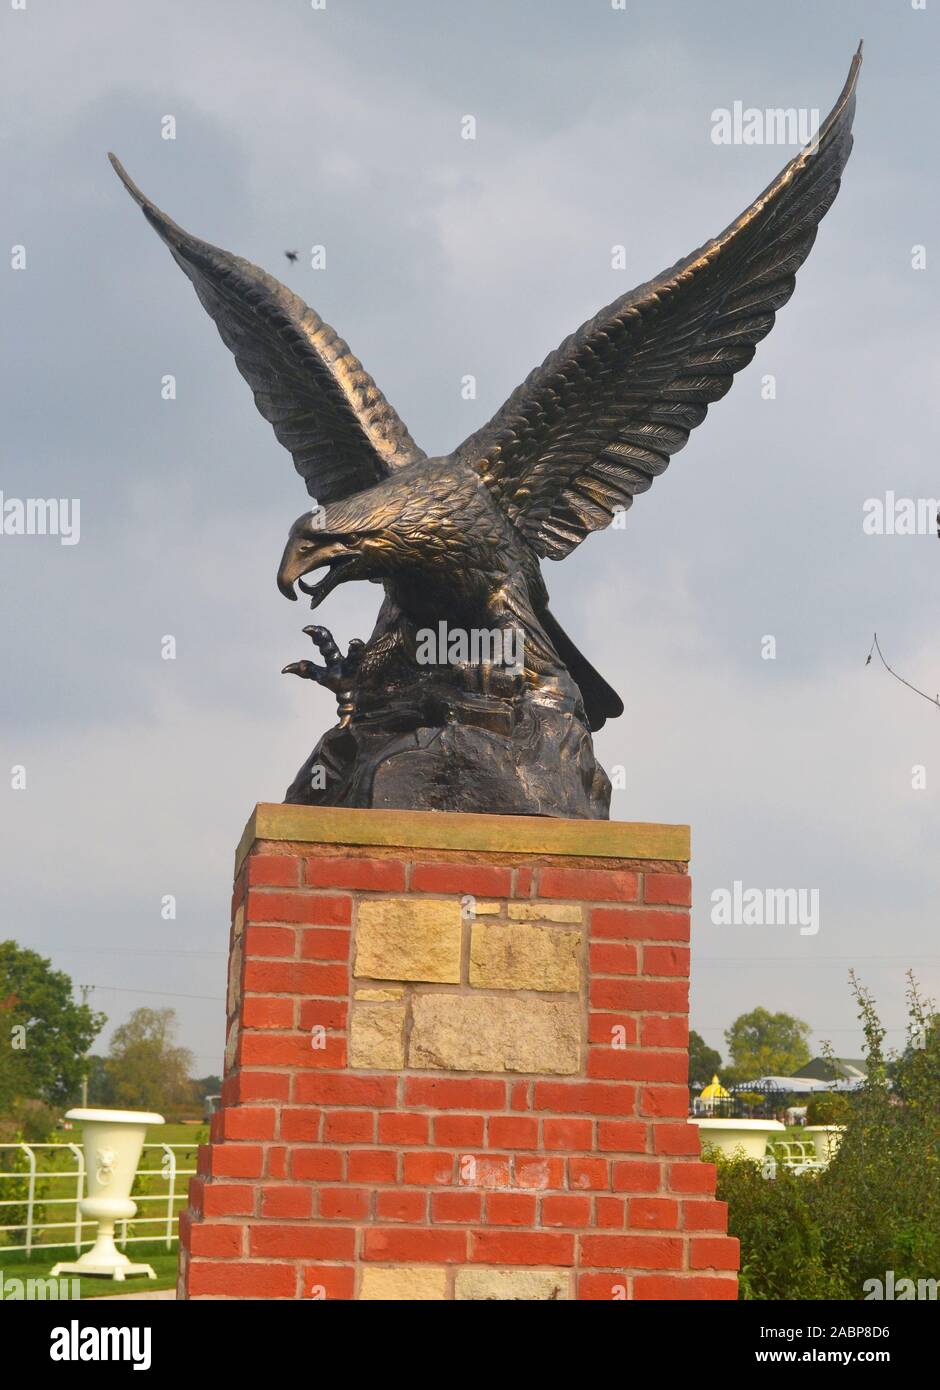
[282,626,365,729]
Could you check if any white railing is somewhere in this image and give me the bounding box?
[0,1143,196,1257]
[764,1139,824,1178]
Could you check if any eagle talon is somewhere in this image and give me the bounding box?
[283,628,366,728]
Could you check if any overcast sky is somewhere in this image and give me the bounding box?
[1,0,937,1080]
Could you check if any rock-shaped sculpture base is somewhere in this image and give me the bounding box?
[285,676,611,819]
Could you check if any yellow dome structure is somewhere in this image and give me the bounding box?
[700,1074,730,1106]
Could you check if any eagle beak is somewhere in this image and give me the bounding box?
[276,533,359,607]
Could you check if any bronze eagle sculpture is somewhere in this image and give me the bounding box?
[110,47,860,818]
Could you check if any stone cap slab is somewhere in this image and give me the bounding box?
[235,803,690,875]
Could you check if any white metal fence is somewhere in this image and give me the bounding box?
[0,1143,195,1257]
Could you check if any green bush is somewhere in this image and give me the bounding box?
[806,1091,851,1126]
[716,974,940,1300]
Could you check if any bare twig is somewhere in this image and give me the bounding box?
[867,633,940,710]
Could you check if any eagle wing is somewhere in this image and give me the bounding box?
[451,47,861,559]
[109,155,426,505]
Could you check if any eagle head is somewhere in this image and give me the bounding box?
[276,500,386,607]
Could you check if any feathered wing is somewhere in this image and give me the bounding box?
[451,47,861,559]
[109,155,426,505]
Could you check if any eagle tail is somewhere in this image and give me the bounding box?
[541,608,624,733]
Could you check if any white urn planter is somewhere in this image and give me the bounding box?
[51,1107,164,1281]
[803,1124,846,1165]
[692,1117,786,1161]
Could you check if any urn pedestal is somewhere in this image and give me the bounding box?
[179,804,738,1300]
[51,1107,164,1281]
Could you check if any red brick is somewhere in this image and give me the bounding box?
[280,1108,321,1143]
[611,1161,662,1193]
[644,945,690,978]
[640,1015,689,1048]
[644,873,691,906]
[597,1120,647,1153]
[241,997,294,1030]
[541,1195,591,1227]
[590,978,688,1012]
[488,1116,539,1149]
[668,1161,716,1195]
[640,1085,689,1117]
[403,1151,453,1186]
[290,1148,344,1182]
[592,907,690,942]
[247,890,352,926]
[209,1145,263,1179]
[578,1272,630,1300]
[378,1112,429,1146]
[510,1081,530,1111]
[261,1185,312,1219]
[214,1107,275,1142]
[297,998,347,1031]
[187,1223,244,1258]
[323,1110,374,1143]
[682,1199,729,1231]
[299,928,351,961]
[581,1234,682,1269]
[634,1275,737,1300]
[433,1114,485,1147]
[244,960,347,996]
[405,1077,505,1110]
[514,867,533,897]
[588,1013,638,1046]
[543,1118,593,1151]
[431,1191,482,1224]
[587,1049,686,1082]
[362,1228,466,1263]
[294,1073,397,1107]
[533,1081,636,1117]
[240,1033,345,1069]
[200,1183,255,1218]
[301,1266,356,1300]
[411,862,512,896]
[568,1157,609,1191]
[243,925,295,958]
[376,1190,427,1223]
[265,1146,287,1179]
[227,1071,290,1103]
[590,942,638,975]
[248,855,300,888]
[319,1187,370,1221]
[471,1231,574,1266]
[304,857,406,891]
[188,1261,296,1298]
[250,1225,355,1260]
[347,1149,397,1184]
[513,1155,566,1190]
[539,867,638,902]
[458,1154,510,1189]
[485,1192,536,1226]
[628,1197,679,1229]
[594,1196,626,1229]
[653,1123,701,1156]
[690,1236,740,1271]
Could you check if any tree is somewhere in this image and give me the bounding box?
[689,1030,723,1086]
[105,1008,193,1111]
[724,1007,811,1080]
[0,941,105,1112]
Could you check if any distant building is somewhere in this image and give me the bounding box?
[795,1057,868,1084]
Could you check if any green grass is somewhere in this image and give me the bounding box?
[0,1242,179,1297]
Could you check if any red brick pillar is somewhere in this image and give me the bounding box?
[179,805,737,1300]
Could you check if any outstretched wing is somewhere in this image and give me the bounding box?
[452,47,861,560]
[109,155,426,504]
